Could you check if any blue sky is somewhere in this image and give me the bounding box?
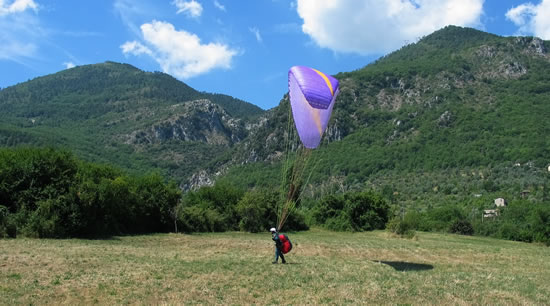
[1,0,549,110]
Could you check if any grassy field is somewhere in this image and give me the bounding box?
[1,229,549,304]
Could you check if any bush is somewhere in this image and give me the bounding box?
[0,147,182,238]
[131,174,182,233]
[178,206,225,232]
[177,182,244,232]
[530,206,550,246]
[0,205,16,238]
[449,219,474,235]
[471,201,550,245]
[282,210,309,232]
[402,210,422,230]
[198,182,242,227]
[498,222,532,242]
[386,217,416,238]
[236,189,279,233]
[312,194,346,229]
[324,214,353,231]
[0,147,78,214]
[420,205,465,232]
[313,190,390,232]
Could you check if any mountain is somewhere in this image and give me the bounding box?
[2,26,549,210]
[0,61,264,181]
[200,26,550,208]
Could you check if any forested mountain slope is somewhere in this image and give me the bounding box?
[0,61,264,180]
[207,26,550,208]
[1,26,549,210]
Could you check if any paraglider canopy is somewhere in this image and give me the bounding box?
[288,66,339,149]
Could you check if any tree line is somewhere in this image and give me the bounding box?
[0,147,390,238]
[2,147,547,247]
[0,147,181,238]
[387,201,550,246]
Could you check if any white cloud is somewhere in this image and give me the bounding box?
[114,0,148,36]
[506,0,550,39]
[121,40,153,56]
[1,1,80,66]
[121,20,237,79]
[249,27,262,42]
[63,61,75,69]
[0,40,36,60]
[506,4,534,26]
[0,5,40,61]
[296,0,484,55]
[0,0,37,16]
[213,0,225,11]
[173,0,202,18]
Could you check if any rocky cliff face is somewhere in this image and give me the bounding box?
[125,99,246,147]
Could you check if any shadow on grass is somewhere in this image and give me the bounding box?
[374,260,434,272]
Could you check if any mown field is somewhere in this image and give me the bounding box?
[1,229,549,304]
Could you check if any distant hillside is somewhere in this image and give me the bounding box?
[0,61,264,180]
[202,26,550,209]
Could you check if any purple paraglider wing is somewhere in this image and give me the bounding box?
[288,66,339,149]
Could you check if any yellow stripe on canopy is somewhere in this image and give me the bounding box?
[312,68,334,96]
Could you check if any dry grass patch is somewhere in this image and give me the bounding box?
[1,229,549,304]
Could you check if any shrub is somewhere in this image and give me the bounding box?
[313,190,390,232]
[177,182,244,232]
[313,194,346,227]
[386,217,416,238]
[324,214,353,231]
[420,205,465,232]
[402,210,422,230]
[530,206,550,246]
[130,174,181,233]
[282,210,309,232]
[0,147,182,238]
[233,188,308,233]
[179,182,244,231]
[236,189,279,233]
[0,147,78,214]
[0,205,16,238]
[471,201,550,245]
[178,206,218,232]
[449,219,474,235]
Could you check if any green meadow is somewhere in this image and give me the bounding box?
[1,229,549,304]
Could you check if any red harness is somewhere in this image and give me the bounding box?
[279,234,292,254]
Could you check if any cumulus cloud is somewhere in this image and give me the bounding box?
[63,61,75,69]
[173,0,202,18]
[121,20,237,79]
[506,0,550,39]
[249,27,262,42]
[296,0,484,55]
[120,40,153,56]
[506,4,535,26]
[213,0,225,11]
[0,0,37,16]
